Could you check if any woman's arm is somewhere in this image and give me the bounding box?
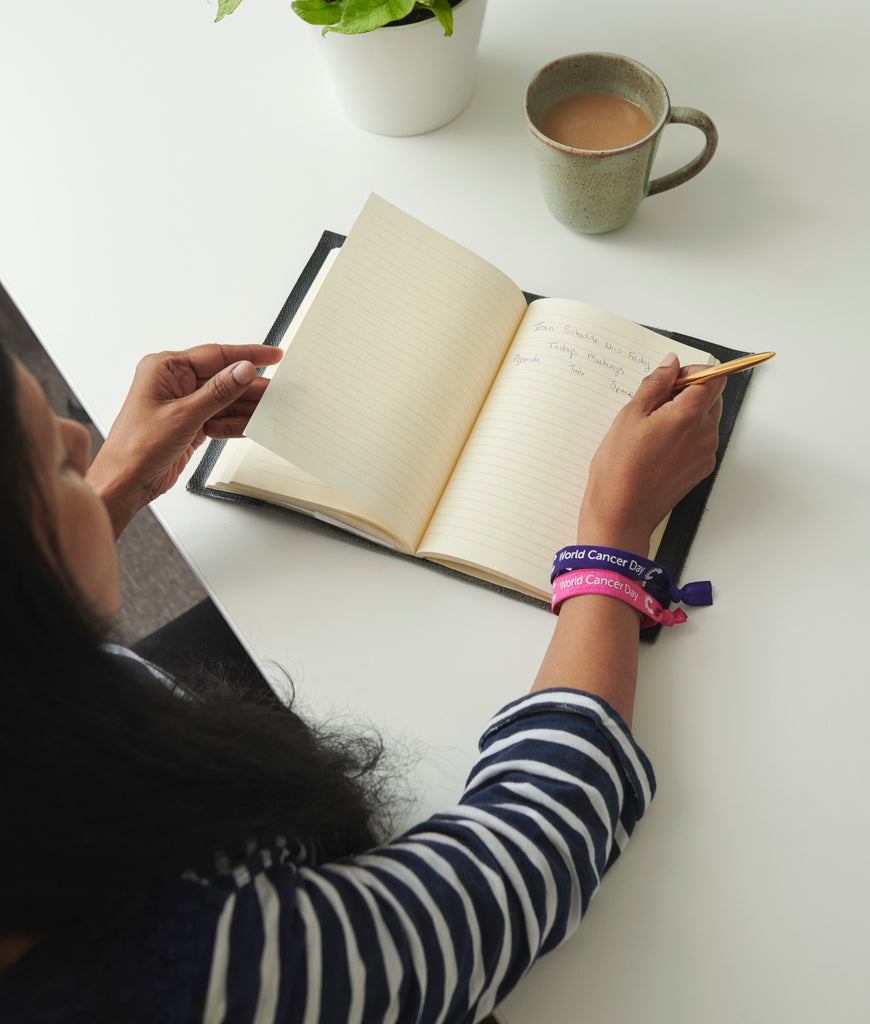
[184,354,726,1024]
[531,353,726,724]
[189,695,656,1024]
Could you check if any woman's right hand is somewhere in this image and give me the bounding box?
[577,352,726,555]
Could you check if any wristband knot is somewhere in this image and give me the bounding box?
[658,607,689,627]
[668,580,713,606]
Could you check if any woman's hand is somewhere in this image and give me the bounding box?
[577,352,726,554]
[86,344,283,537]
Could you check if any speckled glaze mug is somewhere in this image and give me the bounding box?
[523,53,718,234]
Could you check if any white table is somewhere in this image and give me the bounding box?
[2,2,869,1021]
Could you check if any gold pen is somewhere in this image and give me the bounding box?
[672,351,775,390]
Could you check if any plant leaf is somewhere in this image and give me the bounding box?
[416,0,454,36]
[330,0,417,35]
[291,0,346,26]
[215,0,246,22]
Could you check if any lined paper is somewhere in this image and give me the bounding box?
[244,194,528,550]
[418,298,716,598]
[207,248,407,540]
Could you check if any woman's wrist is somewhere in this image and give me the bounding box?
[575,509,652,558]
[531,580,640,724]
[86,455,149,538]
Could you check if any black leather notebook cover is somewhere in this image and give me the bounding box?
[189,230,754,638]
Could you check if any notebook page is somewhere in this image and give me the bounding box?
[206,440,406,549]
[418,298,717,598]
[207,246,339,483]
[205,251,407,541]
[244,194,528,550]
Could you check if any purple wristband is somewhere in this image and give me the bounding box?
[551,545,712,606]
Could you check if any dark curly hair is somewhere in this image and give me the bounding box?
[0,338,392,942]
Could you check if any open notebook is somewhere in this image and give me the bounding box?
[189,195,753,617]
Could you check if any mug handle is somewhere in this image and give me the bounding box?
[648,107,718,196]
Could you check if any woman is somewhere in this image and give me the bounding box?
[0,337,723,1022]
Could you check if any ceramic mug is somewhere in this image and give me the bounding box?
[523,53,718,233]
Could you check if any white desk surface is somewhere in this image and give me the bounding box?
[2,1,869,1020]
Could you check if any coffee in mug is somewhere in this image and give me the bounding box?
[523,53,718,234]
[540,92,654,151]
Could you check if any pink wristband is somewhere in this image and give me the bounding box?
[551,570,689,627]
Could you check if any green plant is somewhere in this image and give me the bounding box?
[215,0,457,36]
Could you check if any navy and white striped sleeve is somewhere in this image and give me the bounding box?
[192,688,655,1024]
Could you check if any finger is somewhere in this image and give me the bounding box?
[177,360,260,425]
[208,398,260,420]
[208,375,270,406]
[227,344,283,367]
[632,352,681,413]
[205,376,272,420]
[229,374,271,399]
[171,343,283,383]
[673,373,727,415]
[205,416,257,440]
[206,402,260,428]
[677,362,714,378]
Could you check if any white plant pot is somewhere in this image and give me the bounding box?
[318,0,488,136]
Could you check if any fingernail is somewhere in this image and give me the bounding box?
[231,361,256,385]
[658,352,678,368]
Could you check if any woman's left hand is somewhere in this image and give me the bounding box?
[86,344,283,537]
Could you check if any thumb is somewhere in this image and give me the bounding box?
[180,360,258,423]
[633,352,680,413]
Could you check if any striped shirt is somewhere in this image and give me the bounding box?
[184,689,655,1024]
